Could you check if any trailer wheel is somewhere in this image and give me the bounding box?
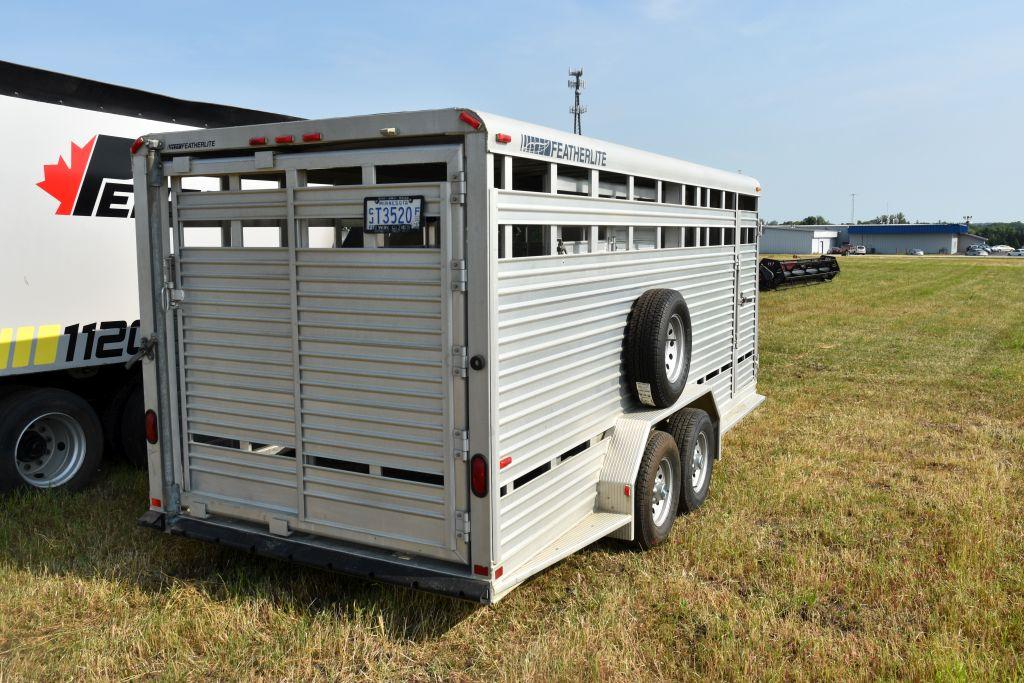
[625,289,692,408]
[665,408,716,513]
[102,381,134,460]
[633,430,681,550]
[0,387,103,493]
[119,383,147,468]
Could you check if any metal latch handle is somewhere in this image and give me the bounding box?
[125,335,158,369]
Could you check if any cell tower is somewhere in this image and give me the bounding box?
[568,68,586,134]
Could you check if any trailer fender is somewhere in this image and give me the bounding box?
[597,389,721,540]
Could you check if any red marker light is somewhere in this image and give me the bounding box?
[459,111,482,129]
[494,566,504,579]
[249,136,267,146]
[301,132,323,142]
[471,454,487,497]
[130,137,145,154]
[275,134,295,144]
[495,133,512,144]
[623,485,631,497]
[150,498,162,509]
[145,409,158,444]
[499,456,512,469]
[473,564,489,576]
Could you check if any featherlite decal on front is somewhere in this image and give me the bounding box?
[520,134,608,167]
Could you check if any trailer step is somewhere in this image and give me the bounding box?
[492,511,631,601]
[720,389,766,435]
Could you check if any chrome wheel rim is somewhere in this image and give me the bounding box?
[651,457,675,526]
[691,432,709,492]
[15,413,86,488]
[665,314,685,383]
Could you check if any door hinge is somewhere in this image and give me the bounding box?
[451,170,466,205]
[162,254,176,284]
[455,510,471,543]
[452,345,468,378]
[454,429,469,462]
[161,255,185,310]
[451,259,467,292]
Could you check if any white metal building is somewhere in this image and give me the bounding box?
[843,224,985,254]
[760,225,838,254]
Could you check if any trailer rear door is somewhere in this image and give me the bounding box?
[164,144,469,564]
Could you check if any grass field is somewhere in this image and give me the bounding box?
[1,256,1022,681]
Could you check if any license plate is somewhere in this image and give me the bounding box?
[364,195,424,233]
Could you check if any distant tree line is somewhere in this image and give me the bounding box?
[971,222,1024,248]
[765,213,907,226]
[765,216,831,226]
[858,212,908,224]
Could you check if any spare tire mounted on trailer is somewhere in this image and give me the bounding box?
[625,289,692,408]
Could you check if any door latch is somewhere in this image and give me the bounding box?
[125,335,158,369]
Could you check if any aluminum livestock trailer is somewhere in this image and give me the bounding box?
[0,61,292,494]
[133,109,765,603]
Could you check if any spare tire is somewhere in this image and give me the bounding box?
[625,289,692,408]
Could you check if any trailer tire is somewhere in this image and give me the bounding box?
[0,387,103,493]
[665,408,716,513]
[625,289,692,408]
[633,430,681,550]
[119,383,147,469]
[102,381,134,460]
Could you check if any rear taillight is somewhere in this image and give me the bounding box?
[145,409,158,444]
[470,454,487,497]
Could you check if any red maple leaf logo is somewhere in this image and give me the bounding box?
[36,136,96,215]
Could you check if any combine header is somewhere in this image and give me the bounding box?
[758,255,840,290]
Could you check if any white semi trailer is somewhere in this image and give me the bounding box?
[0,62,292,492]
[133,108,765,603]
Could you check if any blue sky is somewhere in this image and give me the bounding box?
[5,0,1021,222]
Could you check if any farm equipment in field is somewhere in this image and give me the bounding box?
[758,255,840,290]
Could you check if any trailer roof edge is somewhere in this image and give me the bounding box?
[0,60,299,128]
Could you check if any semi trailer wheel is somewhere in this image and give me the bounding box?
[665,407,716,513]
[0,387,103,493]
[625,289,692,408]
[101,381,133,460]
[633,430,681,550]
[119,383,147,468]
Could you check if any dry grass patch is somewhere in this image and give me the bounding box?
[1,256,1022,680]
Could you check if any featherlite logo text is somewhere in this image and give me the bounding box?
[520,134,607,167]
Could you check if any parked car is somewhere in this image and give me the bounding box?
[966,249,988,256]
[990,244,1014,253]
[1008,249,1024,257]
[852,245,867,255]
[909,248,924,256]
[829,244,854,255]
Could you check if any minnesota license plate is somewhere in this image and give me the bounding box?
[364,195,424,233]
